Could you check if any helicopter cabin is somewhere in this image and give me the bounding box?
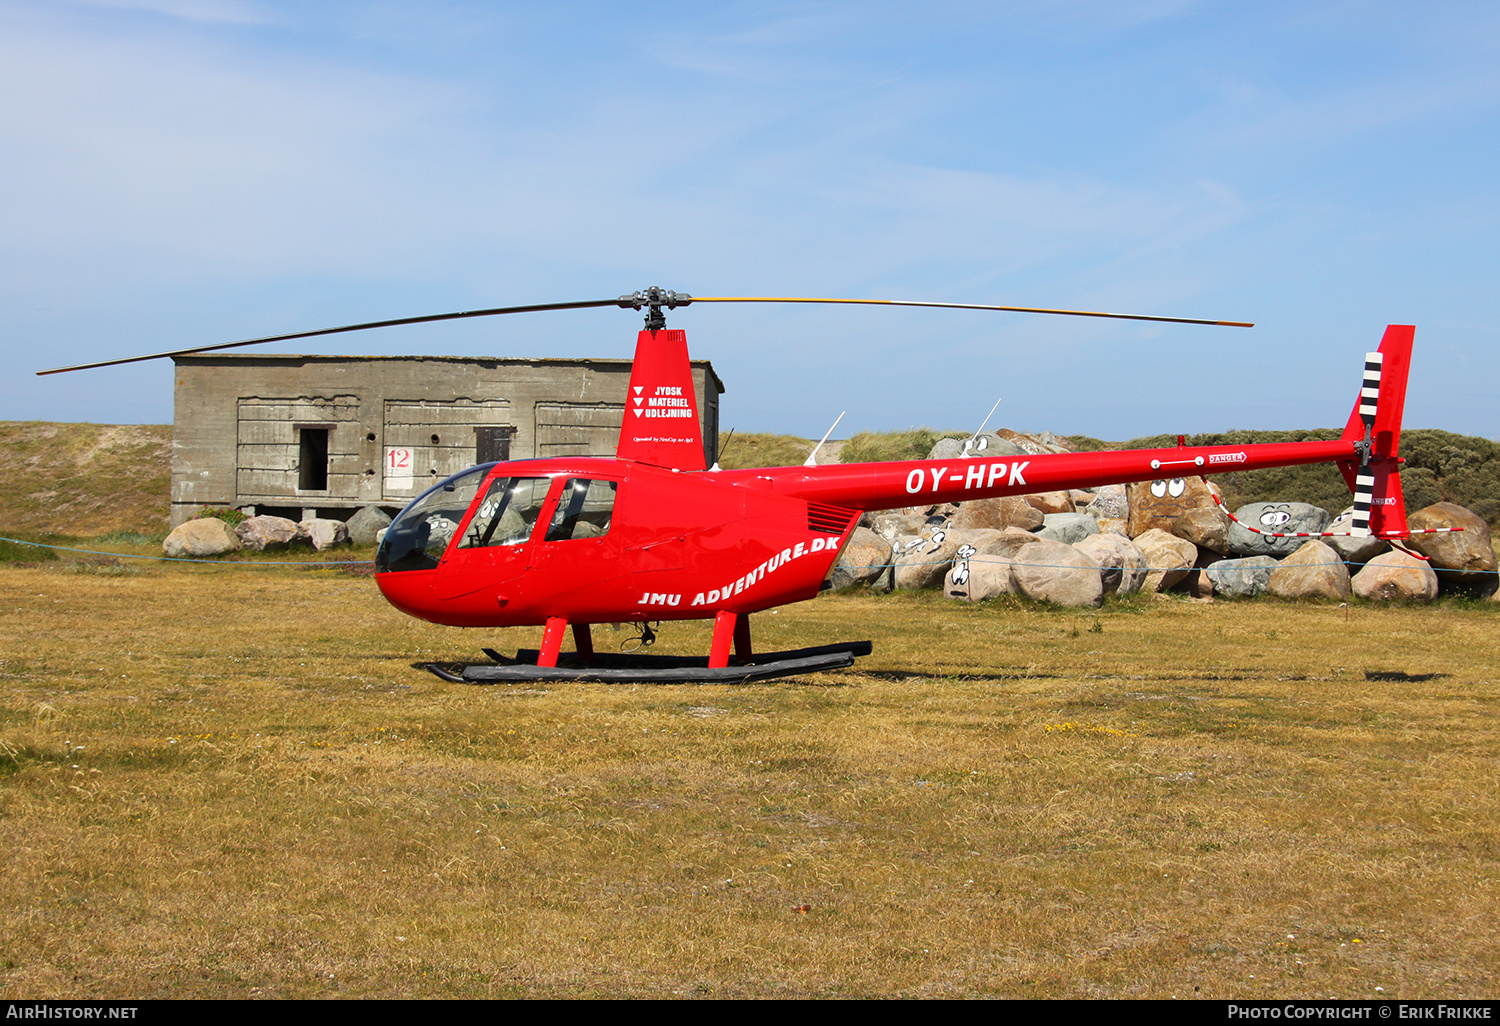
[169,353,723,528]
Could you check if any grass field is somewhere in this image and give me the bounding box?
[1,557,1496,999]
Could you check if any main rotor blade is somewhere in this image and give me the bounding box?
[37,289,1252,376]
[688,296,1253,328]
[35,298,624,375]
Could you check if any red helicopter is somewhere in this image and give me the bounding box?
[41,287,1421,683]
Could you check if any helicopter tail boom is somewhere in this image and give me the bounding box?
[746,327,1423,534]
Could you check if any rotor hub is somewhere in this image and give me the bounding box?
[617,287,692,330]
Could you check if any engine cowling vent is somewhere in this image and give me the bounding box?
[807,501,859,535]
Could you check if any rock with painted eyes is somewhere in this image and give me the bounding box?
[1266,540,1349,600]
[943,549,1015,603]
[1226,502,1332,557]
[1351,551,1439,602]
[926,432,1027,461]
[942,527,1051,602]
[1126,476,1220,538]
[1131,529,1197,594]
[1403,503,1497,592]
[894,525,974,590]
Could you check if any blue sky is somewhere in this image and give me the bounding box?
[4,0,1497,440]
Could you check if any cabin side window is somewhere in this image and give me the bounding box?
[458,477,553,549]
[544,478,617,541]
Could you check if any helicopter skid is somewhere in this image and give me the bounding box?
[425,640,872,685]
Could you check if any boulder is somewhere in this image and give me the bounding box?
[1072,533,1148,595]
[1024,491,1075,515]
[1132,529,1197,594]
[164,518,242,558]
[1325,506,1391,564]
[948,495,1044,532]
[1176,564,1218,599]
[1036,512,1100,546]
[1010,538,1103,607]
[1127,476,1221,539]
[1170,505,1231,554]
[1266,540,1350,600]
[869,512,929,544]
[346,505,393,545]
[300,517,351,551]
[1095,517,1130,537]
[1083,484,1128,521]
[1227,502,1333,557]
[1351,551,1440,602]
[1205,556,1279,598]
[1404,503,1498,591]
[235,515,303,552]
[973,526,1044,558]
[826,527,893,590]
[996,429,1071,455]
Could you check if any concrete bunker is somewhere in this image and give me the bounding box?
[170,353,723,527]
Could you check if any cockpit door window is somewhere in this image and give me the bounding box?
[458,477,553,549]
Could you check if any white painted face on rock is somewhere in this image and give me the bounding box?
[1149,478,1187,498]
[1260,506,1293,528]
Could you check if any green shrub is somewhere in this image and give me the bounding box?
[194,507,249,528]
[841,428,968,464]
[0,538,58,563]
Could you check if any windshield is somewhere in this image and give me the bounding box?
[376,464,493,573]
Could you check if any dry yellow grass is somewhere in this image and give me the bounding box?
[0,422,172,536]
[1,562,1497,999]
